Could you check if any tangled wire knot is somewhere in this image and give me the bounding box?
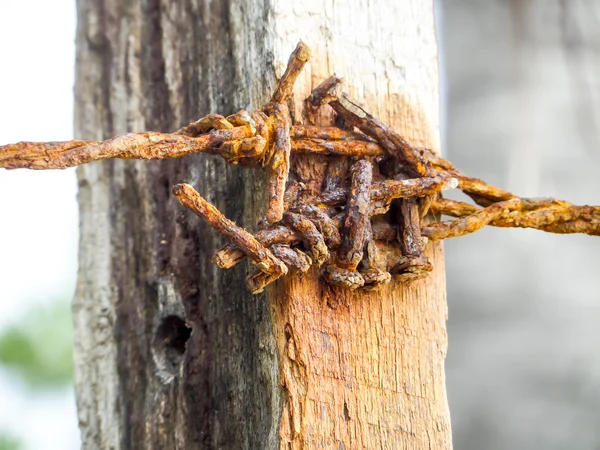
[1,42,599,294]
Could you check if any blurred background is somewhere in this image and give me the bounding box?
[0,0,79,449]
[0,0,599,449]
[440,1,600,449]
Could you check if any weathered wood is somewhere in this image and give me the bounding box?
[72,0,451,448]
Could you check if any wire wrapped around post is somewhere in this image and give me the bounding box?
[1,41,599,293]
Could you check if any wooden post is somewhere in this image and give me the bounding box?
[72,0,451,448]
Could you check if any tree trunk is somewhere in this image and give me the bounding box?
[72,0,451,449]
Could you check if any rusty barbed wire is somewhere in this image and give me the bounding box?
[1,41,599,293]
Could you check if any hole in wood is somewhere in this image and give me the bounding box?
[152,315,192,381]
[343,401,350,421]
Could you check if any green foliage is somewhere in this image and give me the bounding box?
[0,431,23,450]
[0,302,73,389]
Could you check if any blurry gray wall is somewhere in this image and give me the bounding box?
[439,1,600,449]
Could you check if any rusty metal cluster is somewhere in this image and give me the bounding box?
[1,42,598,294]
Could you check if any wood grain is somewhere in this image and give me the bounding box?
[72,0,451,448]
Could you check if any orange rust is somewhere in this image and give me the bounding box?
[0,128,251,170]
[330,94,429,177]
[282,212,329,266]
[337,160,372,270]
[172,183,287,280]
[290,126,372,141]
[0,139,99,169]
[423,198,522,241]
[291,138,383,156]
[431,198,599,235]
[271,41,311,104]
[1,41,599,293]
[263,103,292,224]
